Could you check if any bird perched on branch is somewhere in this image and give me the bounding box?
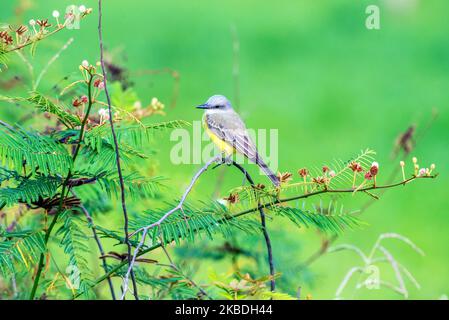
[197,95,279,186]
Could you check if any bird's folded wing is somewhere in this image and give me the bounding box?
[206,113,258,161]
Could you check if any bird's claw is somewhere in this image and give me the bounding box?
[221,155,233,166]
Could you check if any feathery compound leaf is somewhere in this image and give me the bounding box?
[95,225,142,247]
[79,141,148,174]
[96,172,165,200]
[0,48,8,71]
[0,126,72,176]
[55,210,95,298]
[27,92,81,128]
[84,120,190,149]
[130,201,259,246]
[271,205,364,234]
[0,175,60,207]
[0,167,20,184]
[282,149,376,195]
[0,229,45,276]
[325,148,376,189]
[115,266,200,300]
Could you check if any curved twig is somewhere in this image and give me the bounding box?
[121,155,221,299]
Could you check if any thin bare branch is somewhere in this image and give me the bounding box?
[130,155,222,237]
[98,0,138,300]
[230,161,276,292]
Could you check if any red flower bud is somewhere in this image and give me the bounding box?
[298,168,308,178]
[349,162,363,172]
[93,78,102,87]
[72,98,82,107]
[365,172,373,180]
[369,162,379,176]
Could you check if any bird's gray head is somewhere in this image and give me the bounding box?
[196,95,232,111]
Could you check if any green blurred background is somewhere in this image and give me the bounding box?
[1,0,448,299]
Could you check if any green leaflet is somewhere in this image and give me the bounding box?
[55,210,95,299]
[0,126,72,176]
[27,92,81,128]
[130,201,260,246]
[0,229,46,277]
[0,174,60,207]
[271,205,364,234]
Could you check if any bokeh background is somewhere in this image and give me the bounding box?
[1,0,448,299]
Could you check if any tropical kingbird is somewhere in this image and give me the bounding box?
[197,95,280,186]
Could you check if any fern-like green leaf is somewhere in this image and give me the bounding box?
[0,48,8,71]
[0,229,45,276]
[55,210,95,298]
[323,148,376,189]
[279,148,376,194]
[0,126,72,176]
[0,175,60,207]
[0,167,20,184]
[271,205,364,234]
[114,265,200,299]
[84,120,190,149]
[27,91,81,128]
[96,172,165,200]
[131,201,259,246]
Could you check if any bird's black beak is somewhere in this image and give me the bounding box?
[196,103,209,109]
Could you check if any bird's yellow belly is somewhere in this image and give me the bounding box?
[204,125,235,155]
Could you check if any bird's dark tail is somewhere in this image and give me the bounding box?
[255,155,280,187]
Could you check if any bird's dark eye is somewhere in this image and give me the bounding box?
[215,105,221,109]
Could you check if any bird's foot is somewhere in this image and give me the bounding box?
[221,155,233,166]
